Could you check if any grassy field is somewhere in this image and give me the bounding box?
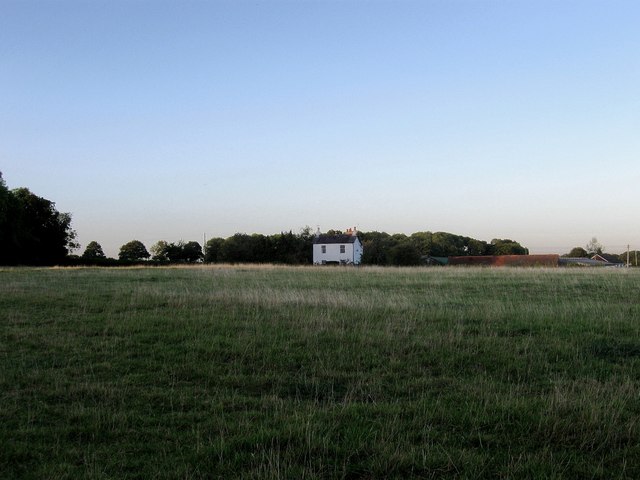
[1,265,639,479]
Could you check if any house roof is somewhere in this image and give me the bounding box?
[559,257,607,266]
[313,234,359,245]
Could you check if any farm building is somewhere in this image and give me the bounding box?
[313,228,363,265]
[559,257,605,267]
[448,254,560,267]
[591,253,625,266]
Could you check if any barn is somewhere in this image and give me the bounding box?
[313,228,363,265]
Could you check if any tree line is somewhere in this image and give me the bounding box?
[79,230,317,265]
[359,231,527,265]
[562,238,640,266]
[2,172,533,266]
[75,230,528,266]
[86,233,638,267]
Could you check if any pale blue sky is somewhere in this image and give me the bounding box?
[2,0,639,257]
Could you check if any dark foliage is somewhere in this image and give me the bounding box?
[118,240,150,262]
[360,231,528,266]
[0,172,531,267]
[198,229,528,266]
[563,247,589,258]
[0,173,77,265]
[163,241,203,263]
[489,238,529,255]
[205,229,314,265]
[81,241,106,262]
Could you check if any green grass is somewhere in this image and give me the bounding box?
[1,265,639,479]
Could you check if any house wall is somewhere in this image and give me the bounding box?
[313,243,360,264]
[353,240,363,264]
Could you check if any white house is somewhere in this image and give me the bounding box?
[313,228,363,265]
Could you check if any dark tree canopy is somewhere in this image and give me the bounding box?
[204,238,225,263]
[221,233,261,263]
[0,174,15,263]
[149,240,203,263]
[202,229,313,265]
[360,231,391,265]
[564,247,589,258]
[0,174,77,265]
[118,240,150,262]
[82,241,106,261]
[489,239,529,256]
[357,231,528,266]
[181,241,203,263]
[388,235,422,265]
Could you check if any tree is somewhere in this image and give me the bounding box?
[150,240,170,262]
[0,173,16,263]
[294,226,315,264]
[118,240,150,262]
[151,240,204,263]
[489,239,528,255]
[271,231,301,264]
[220,233,261,263]
[4,186,77,265]
[388,236,421,265]
[430,232,469,257]
[585,237,603,255]
[202,227,315,265]
[182,241,203,263]
[410,232,433,257]
[82,241,106,261]
[204,237,225,263]
[360,231,391,265]
[564,247,588,258]
[164,242,185,262]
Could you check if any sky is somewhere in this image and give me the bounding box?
[2,0,639,257]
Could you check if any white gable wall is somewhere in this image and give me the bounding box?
[313,239,363,265]
[353,239,363,264]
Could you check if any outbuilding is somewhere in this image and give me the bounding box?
[591,253,625,267]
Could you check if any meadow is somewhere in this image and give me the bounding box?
[1,265,639,479]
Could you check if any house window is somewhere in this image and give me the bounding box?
[340,245,345,253]
[321,245,326,254]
